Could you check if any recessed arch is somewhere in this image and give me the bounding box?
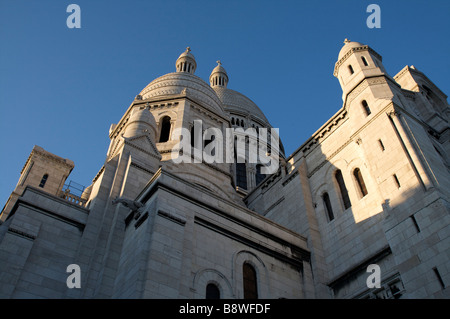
[232,250,270,299]
[192,268,233,299]
[158,116,172,142]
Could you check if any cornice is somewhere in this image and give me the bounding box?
[20,147,74,175]
[307,102,396,178]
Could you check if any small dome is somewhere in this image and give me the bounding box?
[209,60,229,88]
[338,39,365,60]
[123,106,157,140]
[176,47,197,74]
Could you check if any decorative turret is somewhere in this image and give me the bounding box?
[123,106,157,142]
[209,60,228,88]
[334,39,387,101]
[175,47,196,74]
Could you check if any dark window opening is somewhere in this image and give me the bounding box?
[362,100,371,116]
[206,283,220,299]
[159,116,171,143]
[433,267,446,289]
[393,174,401,188]
[323,192,334,221]
[243,263,258,299]
[378,139,385,151]
[335,170,351,209]
[411,215,420,233]
[353,168,368,197]
[255,164,265,185]
[204,134,216,156]
[361,56,368,66]
[236,163,247,190]
[348,64,354,74]
[39,174,48,188]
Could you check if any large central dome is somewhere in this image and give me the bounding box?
[139,72,225,115]
[139,47,225,116]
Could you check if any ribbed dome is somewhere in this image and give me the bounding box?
[338,39,365,60]
[213,87,269,125]
[139,72,225,115]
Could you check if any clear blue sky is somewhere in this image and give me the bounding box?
[1,0,449,205]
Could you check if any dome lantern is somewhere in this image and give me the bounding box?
[209,60,229,88]
[176,47,196,74]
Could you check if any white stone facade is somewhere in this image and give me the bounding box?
[0,41,448,299]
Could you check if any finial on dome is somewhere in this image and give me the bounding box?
[216,60,221,66]
[186,46,191,53]
[344,38,351,44]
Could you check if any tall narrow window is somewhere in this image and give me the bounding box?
[433,267,446,289]
[243,263,258,299]
[348,64,354,74]
[322,192,334,221]
[190,126,195,147]
[159,116,171,143]
[335,170,351,209]
[411,215,420,233]
[361,100,371,116]
[236,163,247,189]
[39,174,48,188]
[378,139,385,151]
[206,283,220,299]
[204,134,215,156]
[255,164,265,185]
[361,56,368,66]
[353,168,368,197]
[393,174,401,188]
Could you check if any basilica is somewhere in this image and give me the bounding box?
[0,39,449,299]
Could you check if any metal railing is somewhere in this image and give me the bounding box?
[60,180,90,207]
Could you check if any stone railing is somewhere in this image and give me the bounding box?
[60,189,88,207]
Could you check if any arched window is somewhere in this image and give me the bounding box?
[348,64,354,75]
[255,164,265,185]
[361,56,368,66]
[159,116,171,143]
[231,118,235,125]
[322,192,334,221]
[353,168,368,197]
[335,170,351,209]
[361,100,371,116]
[39,174,48,188]
[243,263,258,299]
[205,283,220,299]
